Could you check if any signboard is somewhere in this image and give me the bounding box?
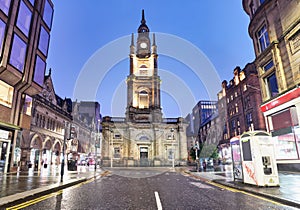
[0,129,9,139]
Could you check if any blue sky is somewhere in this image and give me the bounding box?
[47,1,254,118]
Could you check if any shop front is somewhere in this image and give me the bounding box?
[261,87,300,171]
[0,125,21,173]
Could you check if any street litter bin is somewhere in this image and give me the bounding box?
[240,131,279,187]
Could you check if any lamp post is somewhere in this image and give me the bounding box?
[110,128,113,168]
[60,122,67,182]
[171,128,175,168]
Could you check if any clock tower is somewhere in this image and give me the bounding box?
[126,10,162,123]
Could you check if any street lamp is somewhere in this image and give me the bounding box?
[110,128,113,168]
[171,128,175,168]
[95,119,100,171]
[60,122,67,182]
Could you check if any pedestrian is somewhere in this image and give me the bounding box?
[203,160,207,171]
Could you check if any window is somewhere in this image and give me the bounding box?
[0,19,6,56]
[114,147,120,158]
[0,79,13,108]
[33,55,45,86]
[257,25,270,52]
[266,73,279,98]
[9,33,27,72]
[23,95,32,116]
[139,90,148,108]
[43,0,53,29]
[263,60,274,72]
[16,0,32,37]
[246,112,253,130]
[235,103,239,113]
[0,0,11,15]
[234,92,238,97]
[38,26,49,55]
[243,84,247,91]
[28,0,34,5]
[114,133,121,139]
[260,0,265,4]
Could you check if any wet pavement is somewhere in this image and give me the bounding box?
[0,165,104,206]
[1,164,300,209]
[187,165,300,209]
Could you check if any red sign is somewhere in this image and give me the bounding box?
[261,87,300,112]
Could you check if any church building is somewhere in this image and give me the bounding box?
[101,10,188,167]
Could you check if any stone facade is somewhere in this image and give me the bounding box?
[21,70,72,171]
[243,0,300,170]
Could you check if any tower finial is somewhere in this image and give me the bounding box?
[141,9,145,24]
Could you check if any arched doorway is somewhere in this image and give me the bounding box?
[30,135,43,171]
[52,141,61,167]
[42,139,52,170]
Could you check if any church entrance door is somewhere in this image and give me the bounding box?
[140,147,149,166]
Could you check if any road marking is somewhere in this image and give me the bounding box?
[5,172,109,210]
[190,182,213,189]
[154,191,163,210]
[206,181,284,206]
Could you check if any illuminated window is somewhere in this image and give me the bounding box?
[0,19,6,57]
[257,25,270,53]
[0,80,13,108]
[43,0,53,29]
[0,0,11,15]
[9,33,27,72]
[23,95,32,116]
[235,103,239,113]
[139,90,148,108]
[38,25,49,56]
[16,0,32,37]
[33,55,45,86]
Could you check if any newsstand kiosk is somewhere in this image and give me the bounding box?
[231,131,279,187]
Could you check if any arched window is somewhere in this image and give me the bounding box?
[139,90,149,108]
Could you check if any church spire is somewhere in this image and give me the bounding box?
[141,9,146,24]
[138,9,149,33]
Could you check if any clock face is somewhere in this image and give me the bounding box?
[140,42,147,49]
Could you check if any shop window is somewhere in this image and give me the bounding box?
[0,19,6,57]
[23,95,32,116]
[33,55,46,86]
[273,133,298,160]
[265,73,279,98]
[0,0,11,15]
[0,80,13,108]
[16,0,32,37]
[9,33,27,72]
[38,25,49,56]
[43,0,53,29]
